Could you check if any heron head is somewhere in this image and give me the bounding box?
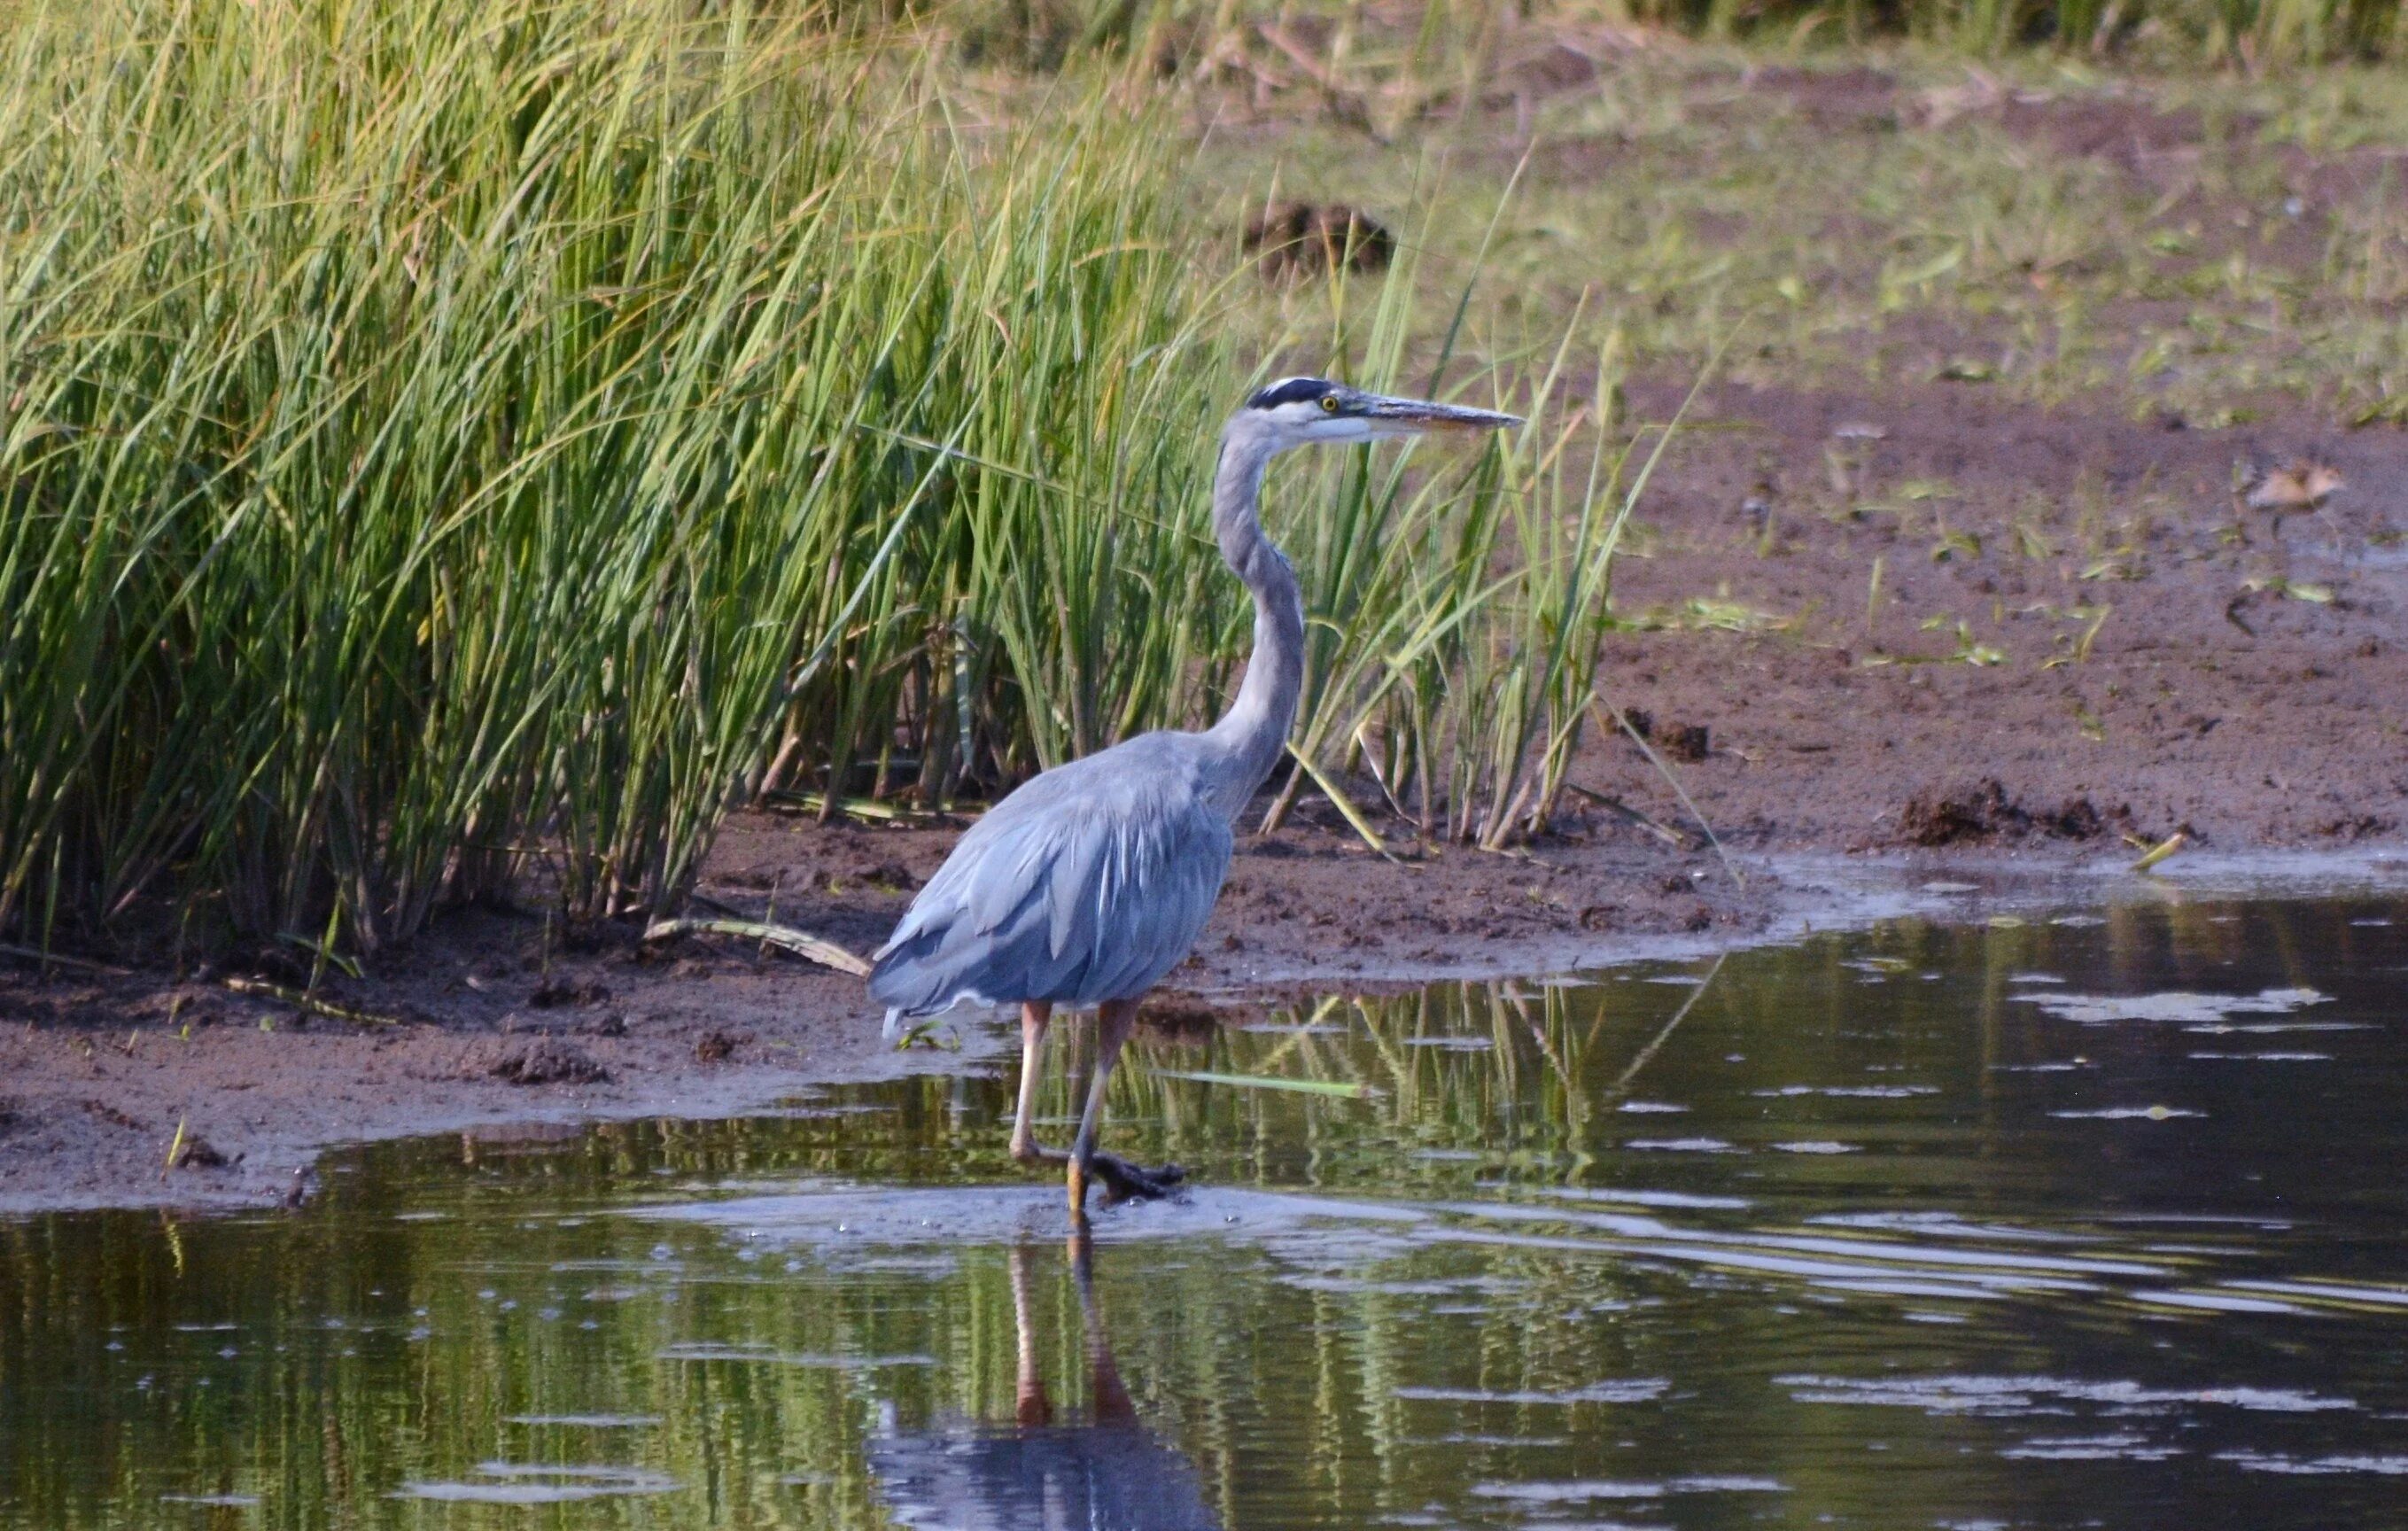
[1239,376,1521,451]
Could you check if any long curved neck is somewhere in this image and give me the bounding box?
[1199,421,1303,821]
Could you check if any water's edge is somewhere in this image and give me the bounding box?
[5,847,2404,1219]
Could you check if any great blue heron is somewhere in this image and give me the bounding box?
[868,378,1519,1213]
[867,1235,1217,1530]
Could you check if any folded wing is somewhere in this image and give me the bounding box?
[869,740,1232,1023]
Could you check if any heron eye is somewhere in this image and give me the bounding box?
[1320,394,1339,413]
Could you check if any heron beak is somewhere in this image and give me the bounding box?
[1358,393,1523,436]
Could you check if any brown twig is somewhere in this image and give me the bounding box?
[221,976,403,1026]
[1565,782,1695,850]
[642,918,872,977]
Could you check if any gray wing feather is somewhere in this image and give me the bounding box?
[869,736,1232,1022]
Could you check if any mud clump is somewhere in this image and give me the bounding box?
[1242,202,1393,279]
[1661,724,1712,763]
[1899,779,2021,844]
[2319,814,2396,840]
[2038,797,2108,840]
[82,1098,144,1131]
[476,1036,611,1086]
[847,859,918,890]
[529,977,610,1010]
[1899,779,2117,847]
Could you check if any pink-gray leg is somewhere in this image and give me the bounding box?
[1067,998,1184,1216]
[1009,1002,1053,1166]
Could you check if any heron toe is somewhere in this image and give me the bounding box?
[1089,1153,1185,1203]
[1133,1160,1186,1193]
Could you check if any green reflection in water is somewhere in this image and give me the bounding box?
[5,896,2408,1529]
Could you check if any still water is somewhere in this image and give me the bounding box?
[5,894,2408,1528]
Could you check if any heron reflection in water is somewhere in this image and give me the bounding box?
[867,1235,1218,1531]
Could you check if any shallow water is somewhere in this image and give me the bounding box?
[6,895,2408,1528]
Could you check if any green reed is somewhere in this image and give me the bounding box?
[1,0,1220,950]
[0,0,1644,959]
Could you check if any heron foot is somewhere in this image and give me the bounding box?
[1088,1152,1185,1203]
[1018,1138,1184,1205]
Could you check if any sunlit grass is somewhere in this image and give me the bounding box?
[1196,45,2408,429]
[0,0,1643,957]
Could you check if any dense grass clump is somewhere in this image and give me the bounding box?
[0,0,1226,952]
[0,0,1633,959]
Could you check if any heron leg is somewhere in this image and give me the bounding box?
[1065,999,1129,1215]
[1067,999,1185,1215]
[1007,999,1175,1202]
[1008,1002,1055,1166]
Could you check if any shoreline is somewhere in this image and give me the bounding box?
[5,833,2401,1219]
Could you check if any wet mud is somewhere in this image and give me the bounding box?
[1601,371,2408,851]
[4,824,2403,1216]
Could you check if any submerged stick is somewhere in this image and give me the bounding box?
[642,918,872,977]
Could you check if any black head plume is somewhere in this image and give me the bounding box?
[1247,377,1337,410]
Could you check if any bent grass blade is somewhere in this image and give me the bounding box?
[1146,1069,1387,1100]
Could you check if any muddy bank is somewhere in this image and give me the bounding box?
[5,811,2404,1216]
[1596,373,2408,852]
[0,813,1752,1217]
